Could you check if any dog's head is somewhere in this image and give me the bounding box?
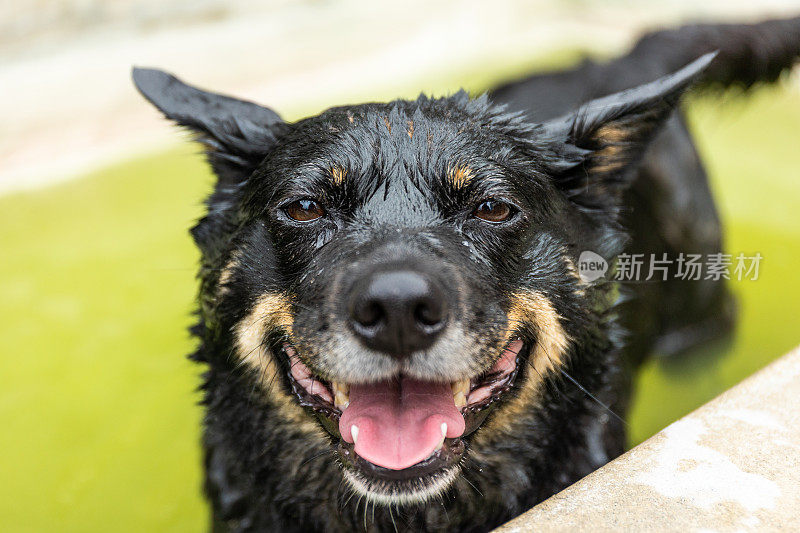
[134,54,712,505]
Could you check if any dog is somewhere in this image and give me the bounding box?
[134,15,800,532]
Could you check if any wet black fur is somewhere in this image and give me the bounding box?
[133,15,800,533]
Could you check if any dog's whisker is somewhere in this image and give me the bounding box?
[438,496,448,522]
[356,495,366,531]
[339,479,357,511]
[462,473,483,498]
[560,369,627,426]
[388,503,397,533]
[299,448,332,467]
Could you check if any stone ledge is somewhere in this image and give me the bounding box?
[495,346,800,532]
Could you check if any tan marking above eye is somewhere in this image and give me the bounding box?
[446,163,474,189]
[285,199,325,222]
[330,166,347,186]
[472,199,512,222]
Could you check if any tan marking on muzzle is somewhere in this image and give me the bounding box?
[446,163,474,189]
[508,290,570,376]
[234,292,321,432]
[474,290,570,445]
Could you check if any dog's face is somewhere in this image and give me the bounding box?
[134,55,711,506]
[228,101,578,502]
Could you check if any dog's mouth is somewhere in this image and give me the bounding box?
[282,340,525,487]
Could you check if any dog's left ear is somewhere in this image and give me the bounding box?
[538,52,716,210]
[132,67,284,185]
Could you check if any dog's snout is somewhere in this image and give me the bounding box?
[348,269,448,358]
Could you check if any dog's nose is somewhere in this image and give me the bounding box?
[348,269,448,358]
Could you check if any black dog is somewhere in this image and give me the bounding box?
[134,15,800,532]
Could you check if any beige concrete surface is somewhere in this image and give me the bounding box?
[494,346,800,532]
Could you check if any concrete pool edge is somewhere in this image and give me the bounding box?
[494,345,800,532]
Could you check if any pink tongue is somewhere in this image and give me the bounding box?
[339,376,465,470]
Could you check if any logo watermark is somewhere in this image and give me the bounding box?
[578,252,762,283]
[578,251,609,282]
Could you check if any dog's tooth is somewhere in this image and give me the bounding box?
[452,379,469,408]
[453,391,467,409]
[451,379,469,395]
[332,382,350,396]
[335,396,350,410]
[332,382,350,410]
[351,425,359,444]
[435,424,447,451]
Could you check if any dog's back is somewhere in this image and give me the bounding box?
[493,16,800,369]
[493,16,800,120]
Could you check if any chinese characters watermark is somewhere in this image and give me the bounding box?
[578,251,762,283]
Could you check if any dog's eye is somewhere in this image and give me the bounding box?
[285,199,325,222]
[472,199,514,223]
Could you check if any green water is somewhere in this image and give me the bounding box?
[629,88,800,443]
[1,79,798,531]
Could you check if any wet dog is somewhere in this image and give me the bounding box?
[134,15,800,532]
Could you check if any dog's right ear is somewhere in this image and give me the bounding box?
[132,67,284,185]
